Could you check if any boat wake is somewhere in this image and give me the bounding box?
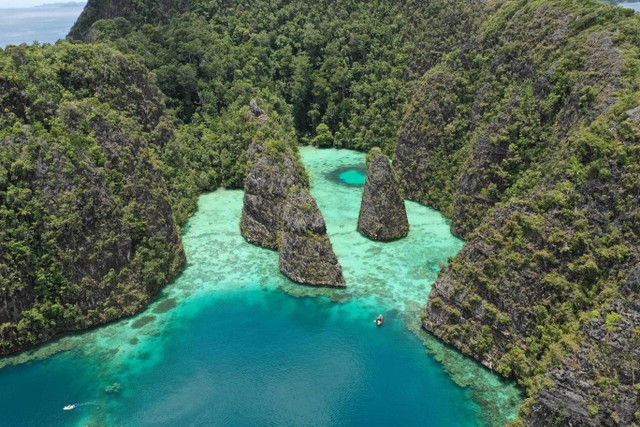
[63,401,96,411]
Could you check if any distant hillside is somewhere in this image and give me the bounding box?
[35,2,87,7]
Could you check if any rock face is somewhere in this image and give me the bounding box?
[248,99,269,124]
[0,44,185,356]
[405,2,640,425]
[241,138,343,287]
[279,188,345,287]
[525,266,640,426]
[357,148,408,241]
[240,141,307,249]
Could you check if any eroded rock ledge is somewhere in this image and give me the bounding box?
[357,148,409,241]
[279,188,346,287]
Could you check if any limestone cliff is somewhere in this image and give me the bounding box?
[279,188,345,287]
[525,266,640,426]
[0,43,185,355]
[357,148,408,241]
[401,1,640,424]
[240,140,308,249]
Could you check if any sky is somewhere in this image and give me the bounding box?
[0,1,85,8]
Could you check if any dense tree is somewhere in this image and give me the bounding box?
[0,43,185,354]
[2,0,639,424]
[70,0,422,153]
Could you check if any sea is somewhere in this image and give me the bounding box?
[0,2,86,48]
[621,2,640,11]
[0,4,522,424]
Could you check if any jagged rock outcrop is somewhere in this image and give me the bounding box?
[279,188,345,287]
[248,99,269,124]
[240,141,307,249]
[249,99,265,117]
[357,148,408,241]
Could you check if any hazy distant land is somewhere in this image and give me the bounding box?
[0,2,86,48]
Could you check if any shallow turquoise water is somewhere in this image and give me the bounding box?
[0,147,521,426]
[333,166,367,186]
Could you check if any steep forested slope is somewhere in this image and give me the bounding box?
[0,43,185,354]
[394,1,640,424]
[69,0,486,154]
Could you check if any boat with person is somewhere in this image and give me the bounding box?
[374,315,384,326]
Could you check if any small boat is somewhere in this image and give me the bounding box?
[63,403,80,411]
[374,315,384,326]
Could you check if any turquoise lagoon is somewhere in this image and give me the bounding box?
[0,147,521,426]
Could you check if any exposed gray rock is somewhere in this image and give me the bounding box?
[249,99,268,123]
[627,105,640,130]
[525,265,640,426]
[279,188,345,287]
[357,148,409,241]
[240,142,307,249]
[249,99,265,117]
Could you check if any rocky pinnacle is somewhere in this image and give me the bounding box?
[240,141,306,249]
[357,147,409,241]
[279,188,346,287]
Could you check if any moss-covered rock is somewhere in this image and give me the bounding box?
[279,188,345,287]
[357,148,408,241]
[240,139,308,249]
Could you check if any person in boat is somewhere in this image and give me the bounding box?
[375,314,384,326]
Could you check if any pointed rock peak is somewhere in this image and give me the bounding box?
[279,188,346,287]
[357,147,409,241]
[240,141,307,249]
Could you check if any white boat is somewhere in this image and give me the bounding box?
[63,403,80,411]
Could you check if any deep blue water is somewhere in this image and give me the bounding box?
[0,146,521,426]
[0,291,483,426]
[0,3,85,48]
